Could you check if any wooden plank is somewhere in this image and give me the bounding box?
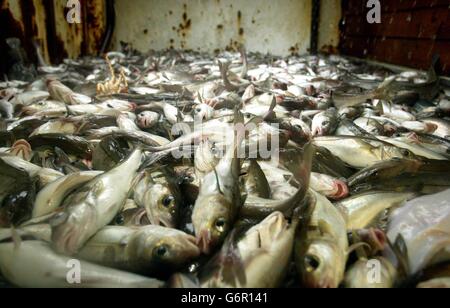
[342,8,449,39]
[341,36,450,75]
[437,17,450,40]
[343,0,450,16]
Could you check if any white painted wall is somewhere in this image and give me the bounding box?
[113,0,341,56]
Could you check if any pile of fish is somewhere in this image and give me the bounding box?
[1,45,450,288]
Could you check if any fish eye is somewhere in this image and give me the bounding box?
[38,102,45,106]
[195,107,202,113]
[162,195,174,208]
[115,214,125,225]
[401,149,411,157]
[215,218,226,232]
[211,144,219,155]
[322,121,330,127]
[154,245,169,258]
[304,255,321,273]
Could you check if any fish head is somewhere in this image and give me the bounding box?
[137,111,160,129]
[388,146,416,161]
[312,114,332,136]
[9,139,32,161]
[289,118,312,140]
[193,103,214,122]
[50,202,97,255]
[192,194,234,255]
[145,184,180,228]
[244,211,289,248]
[102,100,136,112]
[299,239,345,288]
[21,101,61,116]
[142,231,200,268]
[354,228,387,253]
[329,178,349,200]
[195,139,221,174]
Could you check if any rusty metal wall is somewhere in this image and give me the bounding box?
[0,0,106,76]
[0,0,345,77]
[112,0,321,56]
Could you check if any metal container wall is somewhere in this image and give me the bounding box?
[0,0,107,74]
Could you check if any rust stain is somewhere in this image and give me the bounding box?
[1,0,106,76]
[42,0,68,64]
[0,1,27,76]
[289,44,300,55]
[320,45,339,54]
[225,39,241,52]
[83,0,106,55]
[237,10,244,42]
[176,3,191,49]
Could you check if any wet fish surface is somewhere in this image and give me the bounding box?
[0,47,449,289]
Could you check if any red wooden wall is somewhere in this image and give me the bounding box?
[339,0,450,75]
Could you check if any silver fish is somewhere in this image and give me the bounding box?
[51,149,142,255]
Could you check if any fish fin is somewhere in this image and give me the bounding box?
[341,117,373,138]
[239,45,248,79]
[429,54,440,79]
[368,209,390,232]
[130,171,146,193]
[65,105,75,117]
[317,219,334,237]
[280,142,313,186]
[263,95,277,120]
[347,241,371,259]
[218,60,236,91]
[197,91,204,104]
[219,230,247,287]
[200,229,247,287]
[138,148,180,171]
[389,234,410,276]
[240,192,248,207]
[376,76,396,92]
[11,227,22,251]
[175,101,183,123]
[292,192,316,227]
[213,168,224,195]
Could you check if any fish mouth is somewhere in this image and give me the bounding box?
[129,102,137,111]
[425,123,438,134]
[19,107,34,116]
[138,116,151,128]
[181,235,201,258]
[330,180,349,200]
[10,140,32,161]
[312,127,323,137]
[367,228,387,252]
[196,229,213,255]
